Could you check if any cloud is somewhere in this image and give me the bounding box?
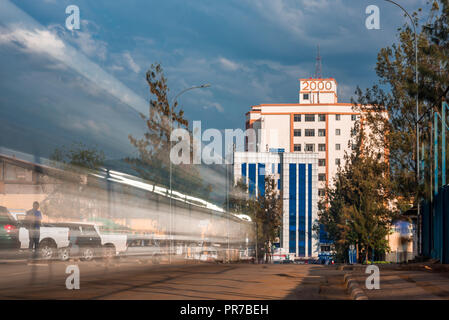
[218,57,240,71]
[123,52,141,73]
[49,21,108,61]
[203,102,224,113]
[0,27,65,58]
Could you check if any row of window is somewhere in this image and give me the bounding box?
[316,158,341,166]
[294,114,358,122]
[293,129,341,136]
[0,161,33,182]
[293,143,346,152]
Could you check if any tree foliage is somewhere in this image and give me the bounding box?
[355,0,449,203]
[229,176,282,259]
[317,116,396,262]
[127,63,212,200]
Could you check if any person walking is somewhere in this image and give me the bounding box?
[26,201,42,259]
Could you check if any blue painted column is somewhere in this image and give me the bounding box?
[435,112,438,196]
[443,101,447,186]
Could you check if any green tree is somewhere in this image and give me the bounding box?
[127,63,212,200]
[317,120,395,262]
[229,176,282,261]
[255,176,282,257]
[355,0,449,205]
[50,142,105,171]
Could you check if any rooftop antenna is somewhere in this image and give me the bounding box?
[315,44,322,79]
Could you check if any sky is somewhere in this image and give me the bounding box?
[0,0,430,160]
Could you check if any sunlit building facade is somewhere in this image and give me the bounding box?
[233,151,318,258]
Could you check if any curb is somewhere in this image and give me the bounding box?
[343,273,368,300]
[0,259,27,265]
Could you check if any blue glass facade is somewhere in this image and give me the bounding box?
[248,163,256,197]
[258,163,265,197]
[289,164,296,253]
[237,155,316,257]
[298,164,306,256]
[308,164,313,257]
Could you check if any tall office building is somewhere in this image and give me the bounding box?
[233,77,385,259]
[245,78,362,196]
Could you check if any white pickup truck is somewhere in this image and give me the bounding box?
[14,212,127,260]
[94,225,127,258]
[18,223,71,260]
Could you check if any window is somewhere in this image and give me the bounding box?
[351,114,357,121]
[336,144,341,151]
[294,114,301,122]
[305,144,315,152]
[336,114,341,121]
[318,189,326,197]
[318,144,326,151]
[4,163,33,182]
[318,114,325,121]
[305,129,315,137]
[318,173,326,181]
[321,245,331,252]
[318,129,326,137]
[294,144,301,151]
[318,159,326,166]
[305,114,315,122]
[294,129,301,137]
[303,94,309,100]
[335,158,341,165]
[335,129,341,136]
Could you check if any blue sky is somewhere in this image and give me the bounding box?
[0,0,429,159]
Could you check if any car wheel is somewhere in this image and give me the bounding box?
[80,247,94,261]
[58,247,70,261]
[39,241,56,260]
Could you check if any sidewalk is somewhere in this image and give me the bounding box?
[346,263,449,299]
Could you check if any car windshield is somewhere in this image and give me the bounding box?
[0,207,14,222]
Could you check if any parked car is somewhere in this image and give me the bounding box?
[52,222,102,261]
[0,206,21,258]
[18,222,71,260]
[199,249,218,262]
[94,226,127,259]
[124,235,161,264]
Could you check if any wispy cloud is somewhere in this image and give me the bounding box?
[203,102,224,113]
[123,51,141,73]
[0,27,66,58]
[0,0,147,114]
[218,57,240,71]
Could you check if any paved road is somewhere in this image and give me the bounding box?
[0,259,349,300]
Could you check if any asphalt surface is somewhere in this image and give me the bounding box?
[0,258,349,300]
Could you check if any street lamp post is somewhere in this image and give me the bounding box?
[384,0,420,254]
[168,84,211,263]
